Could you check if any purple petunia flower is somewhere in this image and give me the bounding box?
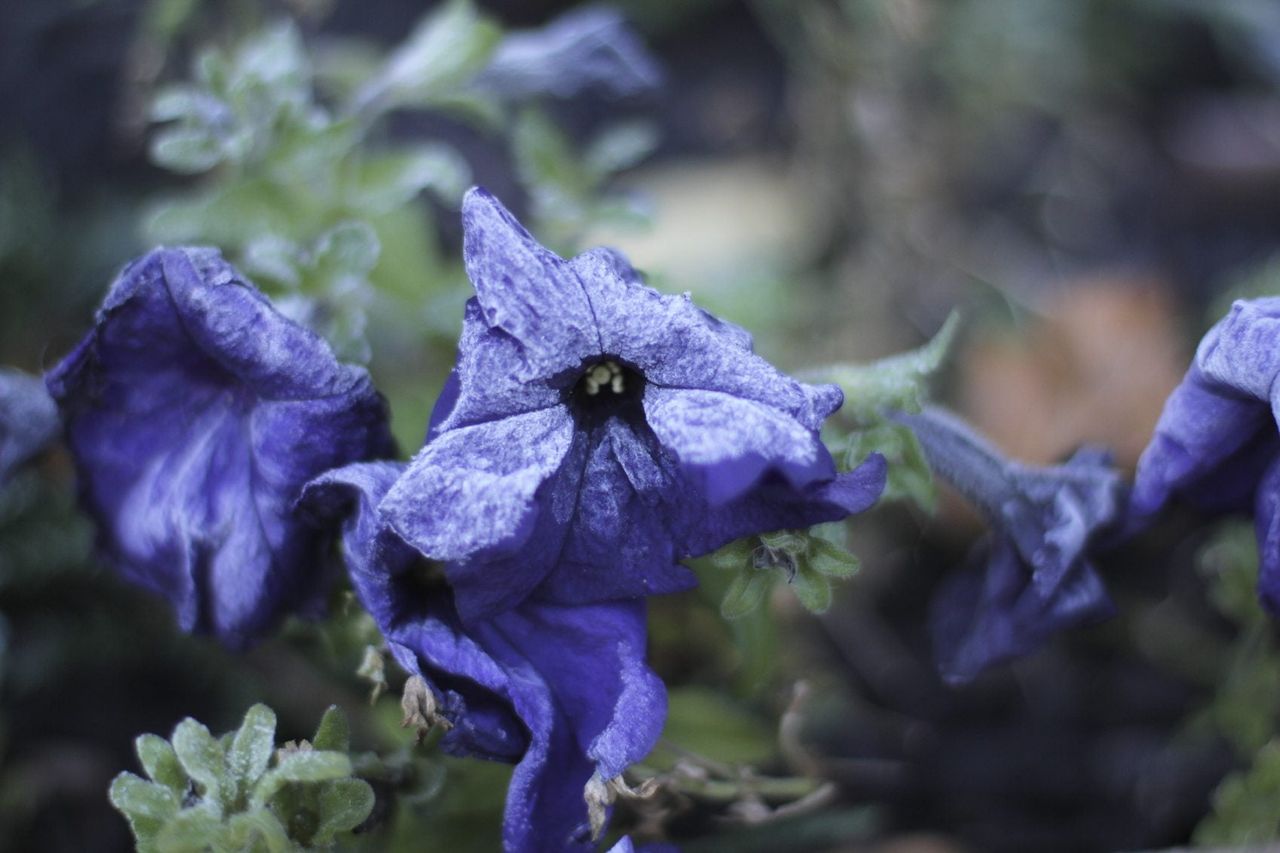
[0,368,60,485]
[304,463,665,853]
[476,6,663,100]
[898,408,1122,683]
[385,188,886,621]
[46,248,394,648]
[1131,297,1280,614]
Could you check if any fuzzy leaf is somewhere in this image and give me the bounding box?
[790,567,833,614]
[809,538,861,579]
[171,719,226,812]
[312,705,351,753]
[352,145,471,210]
[136,734,188,796]
[109,773,180,844]
[252,751,353,807]
[1195,739,1280,845]
[224,808,292,853]
[584,121,659,178]
[817,312,960,424]
[153,805,223,853]
[150,128,225,174]
[706,537,754,573]
[312,778,376,843]
[314,221,381,277]
[721,570,771,621]
[227,704,277,801]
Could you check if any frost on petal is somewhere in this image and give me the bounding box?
[305,466,665,852]
[643,386,835,505]
[0,368,59,484]
[462,188,600,380]
[1255,455,1280,617]
[476,6,663,100]
[571,247,840,429]
[383,405,580,621]
[45,247,393,647]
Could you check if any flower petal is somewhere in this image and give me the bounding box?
[476,6,663,100]
[1255,454,1280,617]
[462,188,600,379]
[45,248,393,647]
[0,368,59,484]
[642,385,835,505]
[570,247,842,430]
[382,405,579,620]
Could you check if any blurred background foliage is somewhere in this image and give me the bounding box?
[4,0,1280,850]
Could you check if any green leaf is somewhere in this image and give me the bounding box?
[314,221,381,277]
[648,688,775,768]
[312,705,351,753]
[809,538,861,579]
[242,236,303,288]
[351,144,471,211]
[721,570,771,621]
[252,751,353,807]
[584,121,659,178]
[153,805,223,853]
[150,127,225,174]
[227,704,277,803]
[136,734,188,795]
[790,566,833,614]
[705,537,754,573]
[356,0,502,113]
[816,311,960,424]
[171,718,226,812]
[1195,739,1280,845]
[109,773,180,844]
[312,778,376,843]
[224,808,293,853]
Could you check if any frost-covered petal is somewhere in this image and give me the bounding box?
[476,6,662,100]
[1255,455,1280,617]
[462,188,600,380]
[428,299,563,437]
[571,247,841,430]
[382,405,578,621]
[45,247,393,647]
[304,464,665,852]
[302,462,526,761]
[643,385,836,505]
[0,368,59,484]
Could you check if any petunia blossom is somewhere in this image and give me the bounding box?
[304,462,665,853]
[898,407,1122,683]
[0,368,60,485]
[476,6,663,100]
[46,247,394,648]
[1131,297,1280,614]
[385,188,887,621]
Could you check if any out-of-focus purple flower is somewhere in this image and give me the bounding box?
[476,7,662,100]
[1131,297,1280,613]
[385,188,886,621]
[46,248,394,648]
[304,463,665,853]
[0,368,59,484]
[898,408,1122,684]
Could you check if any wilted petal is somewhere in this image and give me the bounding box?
[46,247,393,647]
[0,368,59,484]
[899,408,1121,681]
[477,6,662,100]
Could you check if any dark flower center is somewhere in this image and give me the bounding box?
[566,358,645,426]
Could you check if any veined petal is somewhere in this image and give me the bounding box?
[46,248,393,647]
[643,386,835,505]
[462,188,600,379]
[1197,297,1280,403]
[571,247,841,429]
[383,405,578,620]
